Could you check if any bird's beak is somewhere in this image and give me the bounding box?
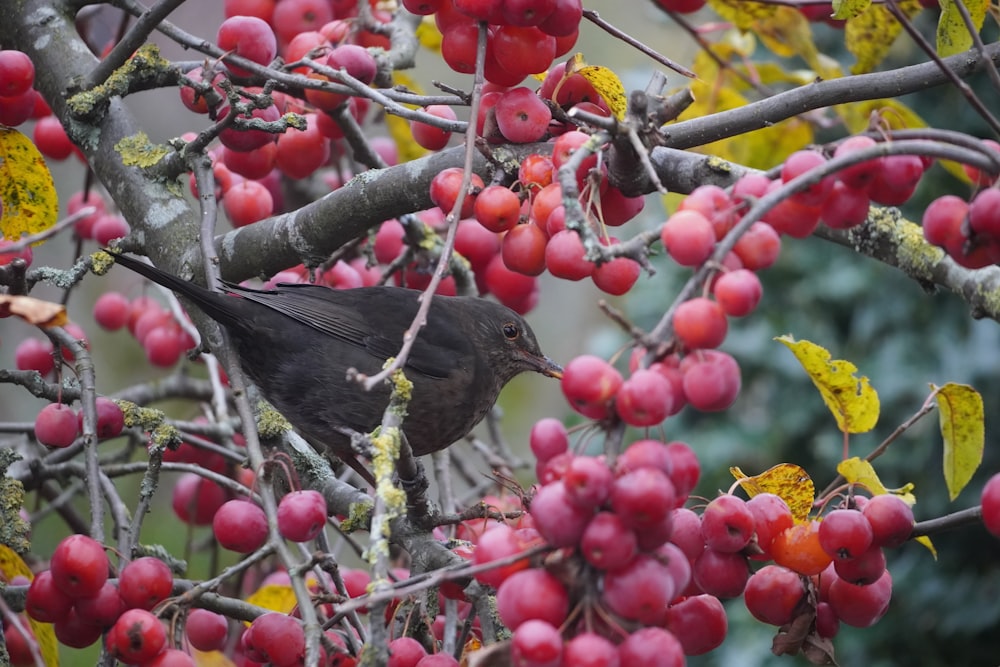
[537,356,563,379]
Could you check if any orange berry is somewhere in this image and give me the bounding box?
[771,520,832,576]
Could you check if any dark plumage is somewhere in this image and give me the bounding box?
[110,252,561,478]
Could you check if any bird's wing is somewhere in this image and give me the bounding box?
[222,283,467,379]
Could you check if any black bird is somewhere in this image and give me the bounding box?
[109,252,561,481]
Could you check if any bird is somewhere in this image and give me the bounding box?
[108,251,562,481]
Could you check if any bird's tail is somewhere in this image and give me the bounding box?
[106,251,246,329]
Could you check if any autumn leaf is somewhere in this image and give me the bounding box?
[936,0,987,57]
[0,294,68,327]
[933,382,984,501]
[732,463,815,523]
[1,545,60,666]
[566,55,627,121]
[0,126,59,242]
[776,335,880,434]
[242,584,296,626]
[845,0,923,74]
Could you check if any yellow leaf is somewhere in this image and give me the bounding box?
[937,0,987,56]
[388,72,428,163]
[836,457,916,504]
[416,15,442,53]
[193,649,237,667]
[0,545,32,582]
[243,584,297,625]
[933,382,984,501]
[707,0,779,30]
[776,335,880,434]
[0,546,60,666]
[836,97,927,134]
[565,56,627,121]
[0,294,68,327]
[752,7,844,81]
[833,0,872,20]
[915,535,937,558]
[845,0,923,74]
[731,463,815,523]
[0,127,58,242]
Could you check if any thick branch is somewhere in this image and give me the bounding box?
[664,42,1000,151]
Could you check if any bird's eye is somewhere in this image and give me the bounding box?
[502,322,520,339]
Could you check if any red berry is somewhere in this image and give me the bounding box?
[53,608,104,649]
[833,135,882,189]
[186,608,229,652]
[559,354,622,419]
[217,15,277,77]
[247,613,305,667]
[33,115,74,160]
[828,570,892,627]
[673,297,728,350]
[781,149,834,206]
[562,633,620,667]
[692,548,749,598]
[664,594,728,656]
[34,403,79,448]
[868,154,924,206]
[106,608,166,663]
[119,557,173,611]
[981,472,1000,538]
[610,468,676,529]
[277,489,328,542]
[495,568,569,631]
[712,268,762,317]
[818,508,873,560]
[617,627,685,667]
[26,570,74,623]
[50,535,109,600]
[603,554,677,624]
[511,619,562,667]
[529,480,592,547]
[74,581,125,629]
[224,180,274,227]
[744,564,806,625]
[494,87,552,144]
[615,368,677,426]
[833,543,886,585]
[213,499,269,553]
[862,494,914,547]
[661,210,717,267]
[529,418,569,462]
[502,223,548,276]
[388,636,428,667]
[475,185,521,233]
[733,221,781,270]
[681,350,741,411]
[16,338,54,375]
[700,494,754,553]
[429,167,483,218]
[171,473,227,526]
[580,511,638,571]
[0,49,34,97]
